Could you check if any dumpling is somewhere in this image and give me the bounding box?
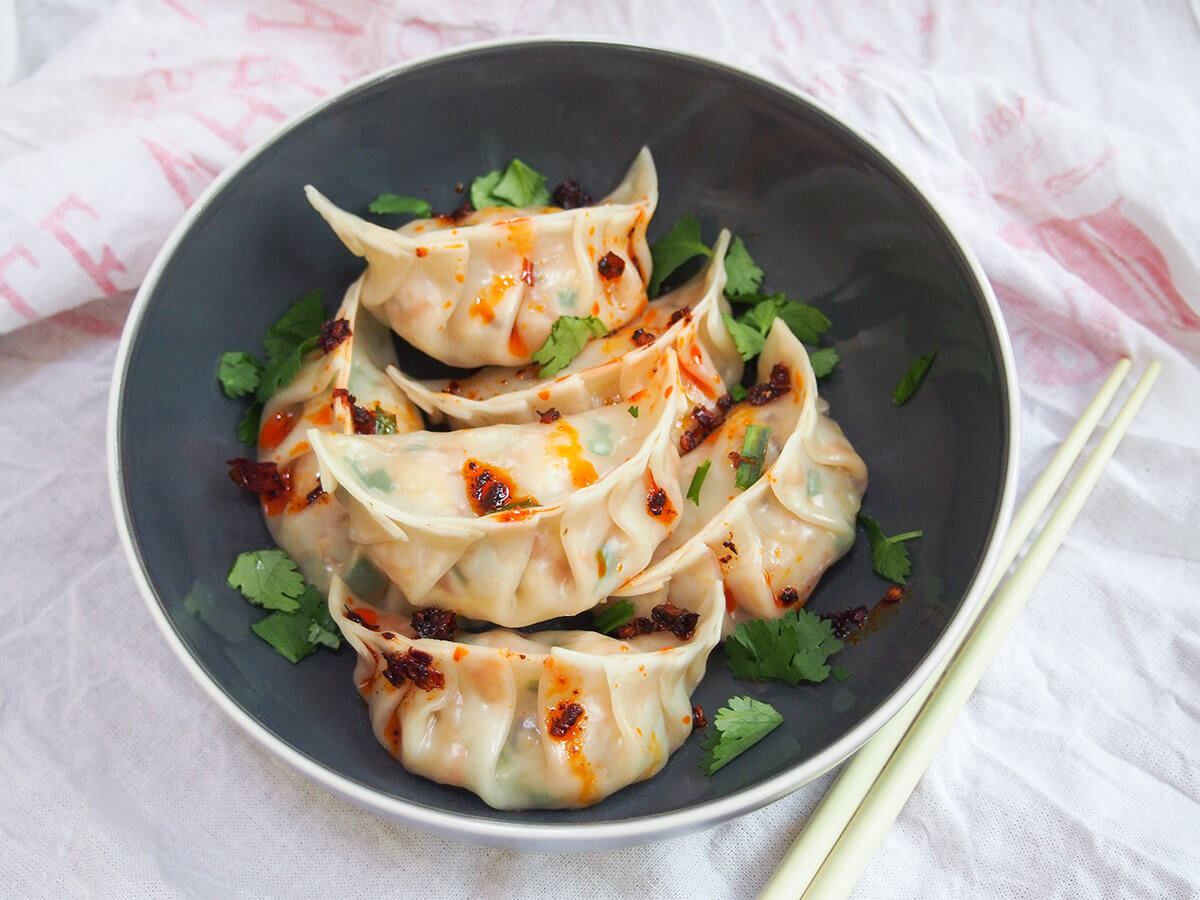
[254,278,423,593]
[304,148,658,368]
[615,320,868,623]
[387,230,742,428]
[328,552,724,809]
[308,350,689,626]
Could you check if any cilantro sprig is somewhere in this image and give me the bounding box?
[649,215,712,296]
[699,697,784,775]
[531,315,607,377]
[893,352,936,406]
[594,600,636,635]
[226,549,342,663]
[725,609,844,684]
[722,236,764,297]
[368,194,432,218]
[217,290,327,445]
[858,514,923,584]
[471,159,550,209]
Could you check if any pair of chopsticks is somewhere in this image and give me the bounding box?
[760,357,1161,900]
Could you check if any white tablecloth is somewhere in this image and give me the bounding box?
[2,2,1197,897]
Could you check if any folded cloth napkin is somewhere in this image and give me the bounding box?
[2,2,1197,898]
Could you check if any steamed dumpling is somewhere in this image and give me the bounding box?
[328,552,723,809]
[309,350,689,626]
[254,278,423,593]
[616,320,868,624]
[305,148,658,368]
[387,230,742,429]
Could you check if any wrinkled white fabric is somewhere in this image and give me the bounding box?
[1,2,1197,898]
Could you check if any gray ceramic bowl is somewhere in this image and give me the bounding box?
[108,39,1018,849]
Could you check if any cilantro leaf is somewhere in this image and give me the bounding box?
[725,293,832,360]
[471,159,550,209]
[628,405,639,418]
[218,352,262,399]
[807,347,840,378]
[725,609,843,684]
[858,514,923,584]
[831,665,851,682]
[227,549,305,612]
[373,404,397,434]
[531,315,607,377]
[368,194,432,217]
[893,352,936,406]
[686,460,711,506]
[237,400,263,446]
[723,237,764,297]
[470,170,503,210]
[649,216,712,296]
[774,300,831,344]
[263,291,325,366]
[699,696,784,775]
[256,334,319,402]
[251,583,341,663]
[729,383,748,402]
[595,600,636,635]
[722,314,766,361]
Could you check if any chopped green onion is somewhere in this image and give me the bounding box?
[735,425,770,490]
[595,600,636,635]
[686,460,712,506]
[628,405,639,418]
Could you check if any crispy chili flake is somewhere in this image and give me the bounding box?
[440,201,473,223]
[777,586,801,607]
[464,459,536,515]
[415,247,429,258]
[597,251,626,280]
[382,649,445,691]
[716,393,734,412]
[552,180,592,209]
[651,602,699,640]
[692,704,708,730]
[615,616,654,641]
[345,607,381,632]
[747,363,792,406]
[305,481,326,506]
[647,488,668,517]
[317,317,352,353]
[411,607,457,641]
[679,399,730,453]
[883,585,905,604]
[331,388,377,434]
[453,182,465,194]
[536,407,561,424]
[630,327,656,347]
[722,539,738,555]
[445,380,463,395]
[226,458,287,499]
[520,257,536,286]
[547,700,585,738]
[667,305,692,327]
[821,605,869,640]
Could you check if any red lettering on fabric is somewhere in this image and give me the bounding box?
[39,197,127,296]
[245,0,363,34]
[141,137,219,207]
[191,95,286,151]
[0,244,40,320]
[231,54,325,97]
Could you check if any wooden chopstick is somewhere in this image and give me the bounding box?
[759,358,1158,900]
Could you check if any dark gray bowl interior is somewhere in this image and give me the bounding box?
[116,43,1010,834]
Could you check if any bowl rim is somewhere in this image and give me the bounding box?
[106,35,1020,849]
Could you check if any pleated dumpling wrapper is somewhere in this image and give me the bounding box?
[304,148,658,368]
[328,552,724,809]
[387,230,742,428]
[309,350,689,626]
[254,279,422,594]
[616,320,868,624]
